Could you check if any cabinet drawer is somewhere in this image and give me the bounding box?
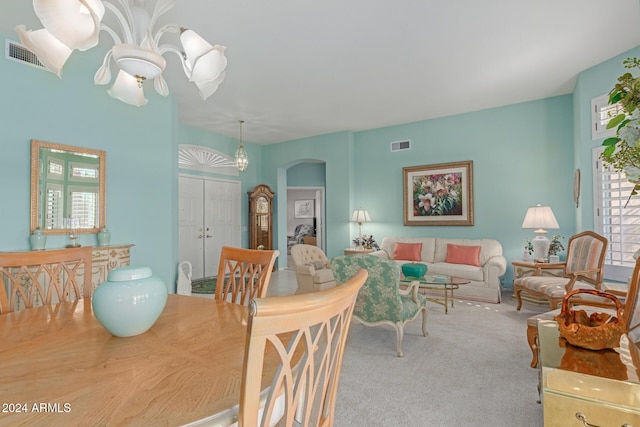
[543,392,640,427]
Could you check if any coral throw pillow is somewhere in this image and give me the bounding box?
[445,244,481,266]
[392,242,423,261]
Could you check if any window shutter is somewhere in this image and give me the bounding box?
[594,149,640,280]
[70,191,98,228]
[592,94,624,140]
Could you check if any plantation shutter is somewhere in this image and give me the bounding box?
[594,147,640,281]
[70,190,98,228]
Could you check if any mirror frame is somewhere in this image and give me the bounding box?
[30,139,106,235]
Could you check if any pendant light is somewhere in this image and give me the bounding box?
[235,120,248,172]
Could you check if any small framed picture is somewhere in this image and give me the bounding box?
[294,200,315,218]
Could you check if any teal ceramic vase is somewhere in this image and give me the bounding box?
[29,228,46,250]
[401,262,428,279]
[97,227,111,246]
[92,266,167,337]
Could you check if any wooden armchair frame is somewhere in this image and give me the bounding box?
[215,246,279,305]
[525,255,640,369]
[514,231,608,311]
[0,247,93,314]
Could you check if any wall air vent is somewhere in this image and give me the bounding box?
[5,40,46,70]
[390,140,411,152]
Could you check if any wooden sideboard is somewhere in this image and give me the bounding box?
[539,320,640,426]
[90,244,134,292]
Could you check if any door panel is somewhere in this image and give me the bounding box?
[179,177,205,278]
[179,176,241,281]
[204,179,241,277]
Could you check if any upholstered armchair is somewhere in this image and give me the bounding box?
[287,224,314,254]
[330,254,428,357]
[514,231,608,311]
[290,244,336,294]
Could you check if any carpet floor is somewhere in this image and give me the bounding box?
[334,292,544,426]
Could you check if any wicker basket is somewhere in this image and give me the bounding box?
[553,289,625,351]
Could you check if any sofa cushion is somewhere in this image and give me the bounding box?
[428,262,484,282]
[445,244,481,267]
[434,238,503,265]
[379,237,437,263]
[392,242,422,261]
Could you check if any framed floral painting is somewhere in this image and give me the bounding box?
[403,160,474,226]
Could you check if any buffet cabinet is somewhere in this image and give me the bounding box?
[90,244,134,293]
[538,320,640,426]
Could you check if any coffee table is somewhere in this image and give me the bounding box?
[401,274,470,314]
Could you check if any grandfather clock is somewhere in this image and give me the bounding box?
[248,184,274,251]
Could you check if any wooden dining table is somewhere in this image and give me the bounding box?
[0,294,266,426]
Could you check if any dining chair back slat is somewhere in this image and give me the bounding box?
[239,269,367,427]
[0,247,93,314]
[215,246,279,305]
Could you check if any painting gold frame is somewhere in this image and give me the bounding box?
[403,160,474,226]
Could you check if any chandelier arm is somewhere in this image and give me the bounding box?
[113,0,135,30]
[149,0,178,33]
[158,44,191,77]
[100,24,123,46]
[154,25,181,47]
[103,1,135,44]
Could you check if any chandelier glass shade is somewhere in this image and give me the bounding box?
[15,0,227,107]
[235,120,248,172]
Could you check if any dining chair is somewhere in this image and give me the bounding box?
[214,246,279,304]
[238,269,367,427]
[0,247,93,314]
[514,231,608,311]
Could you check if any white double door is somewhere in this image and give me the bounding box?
[179,176,241,280]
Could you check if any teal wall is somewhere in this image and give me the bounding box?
[2,26,637,294]
[262,96,575,287]
[287,162,326,187]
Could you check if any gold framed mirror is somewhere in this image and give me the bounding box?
[30,139,106,235]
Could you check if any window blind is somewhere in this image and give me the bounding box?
[595,156,640,278]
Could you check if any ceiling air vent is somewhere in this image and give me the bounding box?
[5,40,46,70]
[390,140,411,152]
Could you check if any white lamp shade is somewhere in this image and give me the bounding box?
[15,26,72,77]
[521,205,559,231]
[180,30,227,84]
[107,71,148,107]
[33,0,104,50]
[350,210,371,223]
[194,71,226,100]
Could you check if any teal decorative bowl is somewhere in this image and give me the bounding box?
[401,263,428,279]
[92,266,167,337]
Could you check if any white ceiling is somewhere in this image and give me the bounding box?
[2,0,640,144]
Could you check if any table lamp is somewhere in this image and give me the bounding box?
[521,204,559,262]
[350,209,371,249]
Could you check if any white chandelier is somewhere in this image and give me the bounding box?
[15,0,227,107]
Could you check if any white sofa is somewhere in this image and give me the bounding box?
[370,236,507,303]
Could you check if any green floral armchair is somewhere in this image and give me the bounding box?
[331,254,428,357]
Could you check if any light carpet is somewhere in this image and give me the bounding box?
[334,292,544,426]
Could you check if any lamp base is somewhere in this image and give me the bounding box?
[531,233,550,263]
